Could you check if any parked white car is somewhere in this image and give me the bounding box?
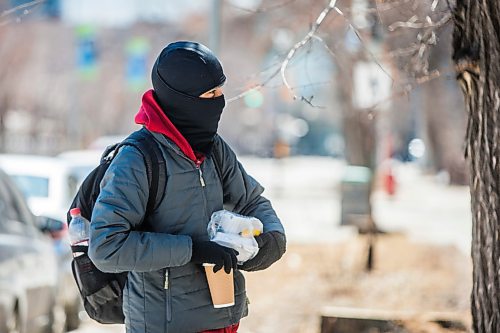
[0,167,64,333]
[0,154,99,331]
[0,154,98,221]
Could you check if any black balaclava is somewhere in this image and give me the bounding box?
[151,41,226,154]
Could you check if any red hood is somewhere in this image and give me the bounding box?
[135,90,203,164]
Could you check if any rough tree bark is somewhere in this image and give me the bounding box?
[452,1,500,332]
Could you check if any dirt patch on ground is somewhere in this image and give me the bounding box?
[239,234,472,333]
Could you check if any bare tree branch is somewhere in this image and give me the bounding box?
[335,0,414,15]
[267,80,333,90]
[311,34,338,60]
[228,0,340,107]
[0,0,45,26]
[228,0,435,108]
[226,66,281,103]
[333,6,394,82]
[225,0,297,14]
[388,12,452,31]
[280,0,338,104]
[359,69,443,112]
[0,0,44,18]
[430,0,441,11]
[387,43,421,58]
[227,0,395,107]
[299,95,325,108]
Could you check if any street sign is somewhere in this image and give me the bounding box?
[352,61,392,109]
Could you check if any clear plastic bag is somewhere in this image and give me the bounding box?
[207,210,263,264]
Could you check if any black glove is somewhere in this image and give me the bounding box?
[191,240,239,274]
[239,231,286,272]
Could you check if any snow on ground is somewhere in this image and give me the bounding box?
[372,162,472,255]
[241,156,471,254]
[239,157,355,244]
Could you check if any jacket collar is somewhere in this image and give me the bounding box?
[135,90,204,165]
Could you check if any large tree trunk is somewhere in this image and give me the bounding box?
[452,1,500,332]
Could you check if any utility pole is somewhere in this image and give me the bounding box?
[210,0,222,55]
[339,0,389,271]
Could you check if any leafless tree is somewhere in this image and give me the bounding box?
[452,1,500,332]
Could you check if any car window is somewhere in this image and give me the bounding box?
[0,170,36,226]
[67,175,79,206]
[67,166,93,204]
[69,166,94,186]
[11,175,49,198]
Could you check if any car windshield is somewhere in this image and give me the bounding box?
[11,175,49,198]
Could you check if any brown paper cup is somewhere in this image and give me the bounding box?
[203,264,235,308]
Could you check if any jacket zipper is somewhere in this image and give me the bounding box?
[197,164,210,228]
[165,146,210,231]
[164,268,172,323]
[197,165,206,187]
[167,145,206,187]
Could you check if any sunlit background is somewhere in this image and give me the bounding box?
[0,1,472,333]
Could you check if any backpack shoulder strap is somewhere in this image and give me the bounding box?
[118,129,166,215]
[211,135,224,186]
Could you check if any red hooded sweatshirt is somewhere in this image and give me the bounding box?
[135,89,205,166]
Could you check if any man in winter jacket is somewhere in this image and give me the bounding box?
[88,41,286,333]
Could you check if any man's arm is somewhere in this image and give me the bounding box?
[214,136,286,271]
[88,145,192,273]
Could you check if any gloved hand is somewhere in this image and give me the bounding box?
[191,240,239,274]
[239,231,286,272]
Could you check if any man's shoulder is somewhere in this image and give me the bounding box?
[111,144,145,168]
[213,134,233,152]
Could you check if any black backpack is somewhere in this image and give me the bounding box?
[67,128,166,324]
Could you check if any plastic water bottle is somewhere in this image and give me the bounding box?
[68,207,90,257]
